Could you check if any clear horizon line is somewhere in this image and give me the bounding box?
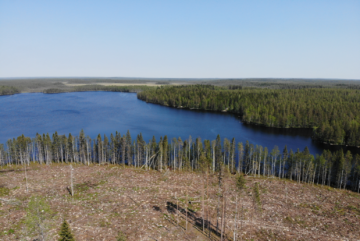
[1,76,360,81]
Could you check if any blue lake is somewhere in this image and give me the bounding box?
[0,91,347,155]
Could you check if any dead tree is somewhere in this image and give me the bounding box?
[70,165,74,196]
[221,188,226,241]
[202,175,205,232]
[186,188,188,231]
[176,192,179,225]
[216,164,224,234]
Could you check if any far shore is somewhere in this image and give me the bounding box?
[62,82,181,87]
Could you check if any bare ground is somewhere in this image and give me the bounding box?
[0,164,359,240]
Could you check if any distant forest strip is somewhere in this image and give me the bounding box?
[43,85,156,94]
[0,86,20,95]
[2,130,360,192]
[205,79,360,89]
[137,85,360,147]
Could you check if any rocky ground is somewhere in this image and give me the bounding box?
[0,163,359,240]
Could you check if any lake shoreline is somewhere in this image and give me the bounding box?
[2,90,359,153]
[0,91,324,154]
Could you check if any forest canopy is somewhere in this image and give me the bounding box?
[137,85,360,146]
[0,86,20,95]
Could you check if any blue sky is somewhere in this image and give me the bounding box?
[0,0,359,79]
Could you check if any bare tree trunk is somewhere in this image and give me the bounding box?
[186,188,188,231]
[70,164,74,196]
[60,142,64,163]
[202,176,205,232]
[279,157,282,179]
[216,183,221,232]
[21,150,29,193]
[145,146,148,170]
[212,141,215,173]
[221,191,226,241]
[173,144,176,171]
[176,192,179,226]
[86,139,90,166]
[241,204,243,241]
[234,195,237,241]
[160,151,163,171]
[25,162,28,192]
[207,170,210,238]
[189,138,192,172]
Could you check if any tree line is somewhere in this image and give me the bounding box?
[1,130,360,192]
[137,85,360,146]
[0,86,20,95]
[43,85,156,94]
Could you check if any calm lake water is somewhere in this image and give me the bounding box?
[0,92,351,155]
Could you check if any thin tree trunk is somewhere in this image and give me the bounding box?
[176,192,179,226]
[234,195,237,241]
[70,164,74,196]
[207,170,210,238]
[186,188,188,231]
[221,191,226,241]
[202,176,205,232]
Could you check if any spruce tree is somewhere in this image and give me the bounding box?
[236,174,246,191]
[59,220,75,241]
[253,182,261,212]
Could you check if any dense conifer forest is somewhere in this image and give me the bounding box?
[2,130,360,192]
[0,86,20,95]
[138,85,360,146]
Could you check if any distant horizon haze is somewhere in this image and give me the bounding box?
[1,77,360,81]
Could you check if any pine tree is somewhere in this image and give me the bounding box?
[59,220,75,241]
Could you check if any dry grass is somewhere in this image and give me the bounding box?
[0,164,359,240]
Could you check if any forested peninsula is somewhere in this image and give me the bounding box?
[138,85,360,147]
[0,86,20,95]
[2,130,360,192]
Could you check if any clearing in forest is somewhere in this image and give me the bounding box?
[0,164,359,240]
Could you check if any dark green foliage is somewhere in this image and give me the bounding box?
[43,88,68,94]
[253,182,261,211]
[59,220,75,241]
[74,85,154,93]
[117,231,127,241]
[42,85,155,94]
[0,187,10,197]
[236,174,246,192]
[137,85,360,146]
[228,85,243,90]
[215,135,222,171]
[0,86,20,95]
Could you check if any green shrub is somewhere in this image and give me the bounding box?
[0,187,10,197]
[236,174,246,191]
